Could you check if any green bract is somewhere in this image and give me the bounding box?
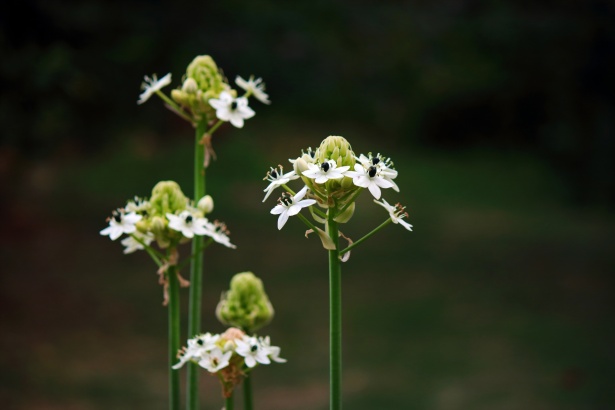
[316,136,356,169]
[150,181,188,217]
[216,272,274,333]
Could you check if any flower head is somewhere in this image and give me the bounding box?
[100,211,142,240]
[270,186,316,230]
[166,211,209,238]
[301,160,350,184]
[374,199,412,231]
[345,163,394,199]
[263,165,299,202]
[137,73,172,105]
[236,75,270,105]
[121,231,154,254]
[209,91,255,128]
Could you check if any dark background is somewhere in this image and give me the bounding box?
[2,1,615,409]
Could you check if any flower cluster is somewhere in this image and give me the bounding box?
[138,55,269,128]
[263,136,412,234]
[173,328,285,397]
[100,181,236,252]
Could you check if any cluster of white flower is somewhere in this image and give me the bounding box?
[100,196,236,253]
[263,143,411,231]
[173,330,286,374]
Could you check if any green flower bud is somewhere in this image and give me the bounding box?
[182,77,198,94]
[149,181,188,218]
[316,136,356,169]
[149,215,171,248]
[186,55,227,100]
[197,195,214,215]
[216,272,274,333]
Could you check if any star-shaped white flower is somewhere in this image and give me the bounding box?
[198,347,232,373]
[345,163,394,199]
[235,336,270,368]
[374,199,413,231]
[137,73,172,105]
[166,211,209,238]
[205,221,237,249]
[235,75,270,105]
[258,336,287,363]
[209,91,255,128]
[356,153,399,192]
[270,186,316,230]
[263,165,299,202]
[100,211,142,240]
[172,333,220,370]
[121,231,154,254]
[301,160,350,184]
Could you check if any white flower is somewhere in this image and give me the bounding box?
[356,153,399,192]
[374,199,413,231]
[166,211,209,238]
[301,160,350,184]
[137,73,172,105]
[205,221,237,249]
[198,347,232,373]
[345,163,394,199]
[120,231,154,254]
[125,196,150,213]
[263,165,299,202]
[289,147,317,165]
[235,336,270,368]
[258,336,287,363]
[270,186,317,230]
[100,211,142,241]
[235,75,270,105]
[172,333,221,370]
[209,91,255,128]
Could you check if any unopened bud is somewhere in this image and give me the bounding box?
[150,181,188,217]
[197,195,214,214]
[182,77,198,94]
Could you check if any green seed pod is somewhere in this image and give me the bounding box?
[149,181,188,218]
[216,272,274,333]
[316,136,356,169]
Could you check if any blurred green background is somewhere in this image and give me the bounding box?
[2,1,615,409]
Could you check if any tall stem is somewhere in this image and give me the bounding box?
[243,375,253,410]
[168,264,181,410]
[327,211,342,410]
[225,392,234,410]
[187,120,207,410]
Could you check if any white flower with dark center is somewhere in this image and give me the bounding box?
[100,211,142,240]
[172,333,221,370]
[205,221,237,249]
[137,73,172,105]
[166,211,209,238]
[357,153,399,192]
[270,186,316,230]
[125,196,150,213]
[345,163,394,199]
[235,336,270,368]
[198,347,232,373]
[209,91,255,128]
[235,75,270,105]
[258,336,287,363]
[263,165,299,202]
[121,231,154,254]
[374,199,413,231]
[301,160,350,184]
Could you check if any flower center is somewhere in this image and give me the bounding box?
[230,100,238,110]
[250,344,258,352]
[271,170,278,178]
[281,193,293,206]
[368,166,377,178]
[321,162,330,172]
[372,157,380,165]
[185,215,193,224]
[197,339,204,346]
[113,214,122,223]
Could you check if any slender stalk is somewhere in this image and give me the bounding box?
[187,119,208,410]
[327,211,342,410]
[168,263,181,410]
[243,375,253,410]
[338,219,392,256]
[225,393,234,410]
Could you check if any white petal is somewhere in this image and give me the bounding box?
[229,115,244,128]
[271,205,285,215]
[287,204,302,216]
[367,183,382,199]
[277,212,289,230]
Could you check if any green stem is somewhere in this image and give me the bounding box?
[225,393,234,410]
[337,188,362,216]
[297,213,324,234]
[130,234,164,267]
[327,211,342,410]
[168,263,181,410]
[208,119,224,135]
[338,219,392,256]
[155,91,194,124]
[243,375,253,410]
[177,238,214,271]
[187,120,208,410]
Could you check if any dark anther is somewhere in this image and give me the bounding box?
[368,166,377,178]
[271,170,278,178]
[197,339,204,345]
[281,193,292,206]
[321,162,330,172]
[310,150,315,158]
[113,214,122,223]
[251,344,258,352]
[185,215,193,223]
[230,101,238,110]
[372,157,380,165]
